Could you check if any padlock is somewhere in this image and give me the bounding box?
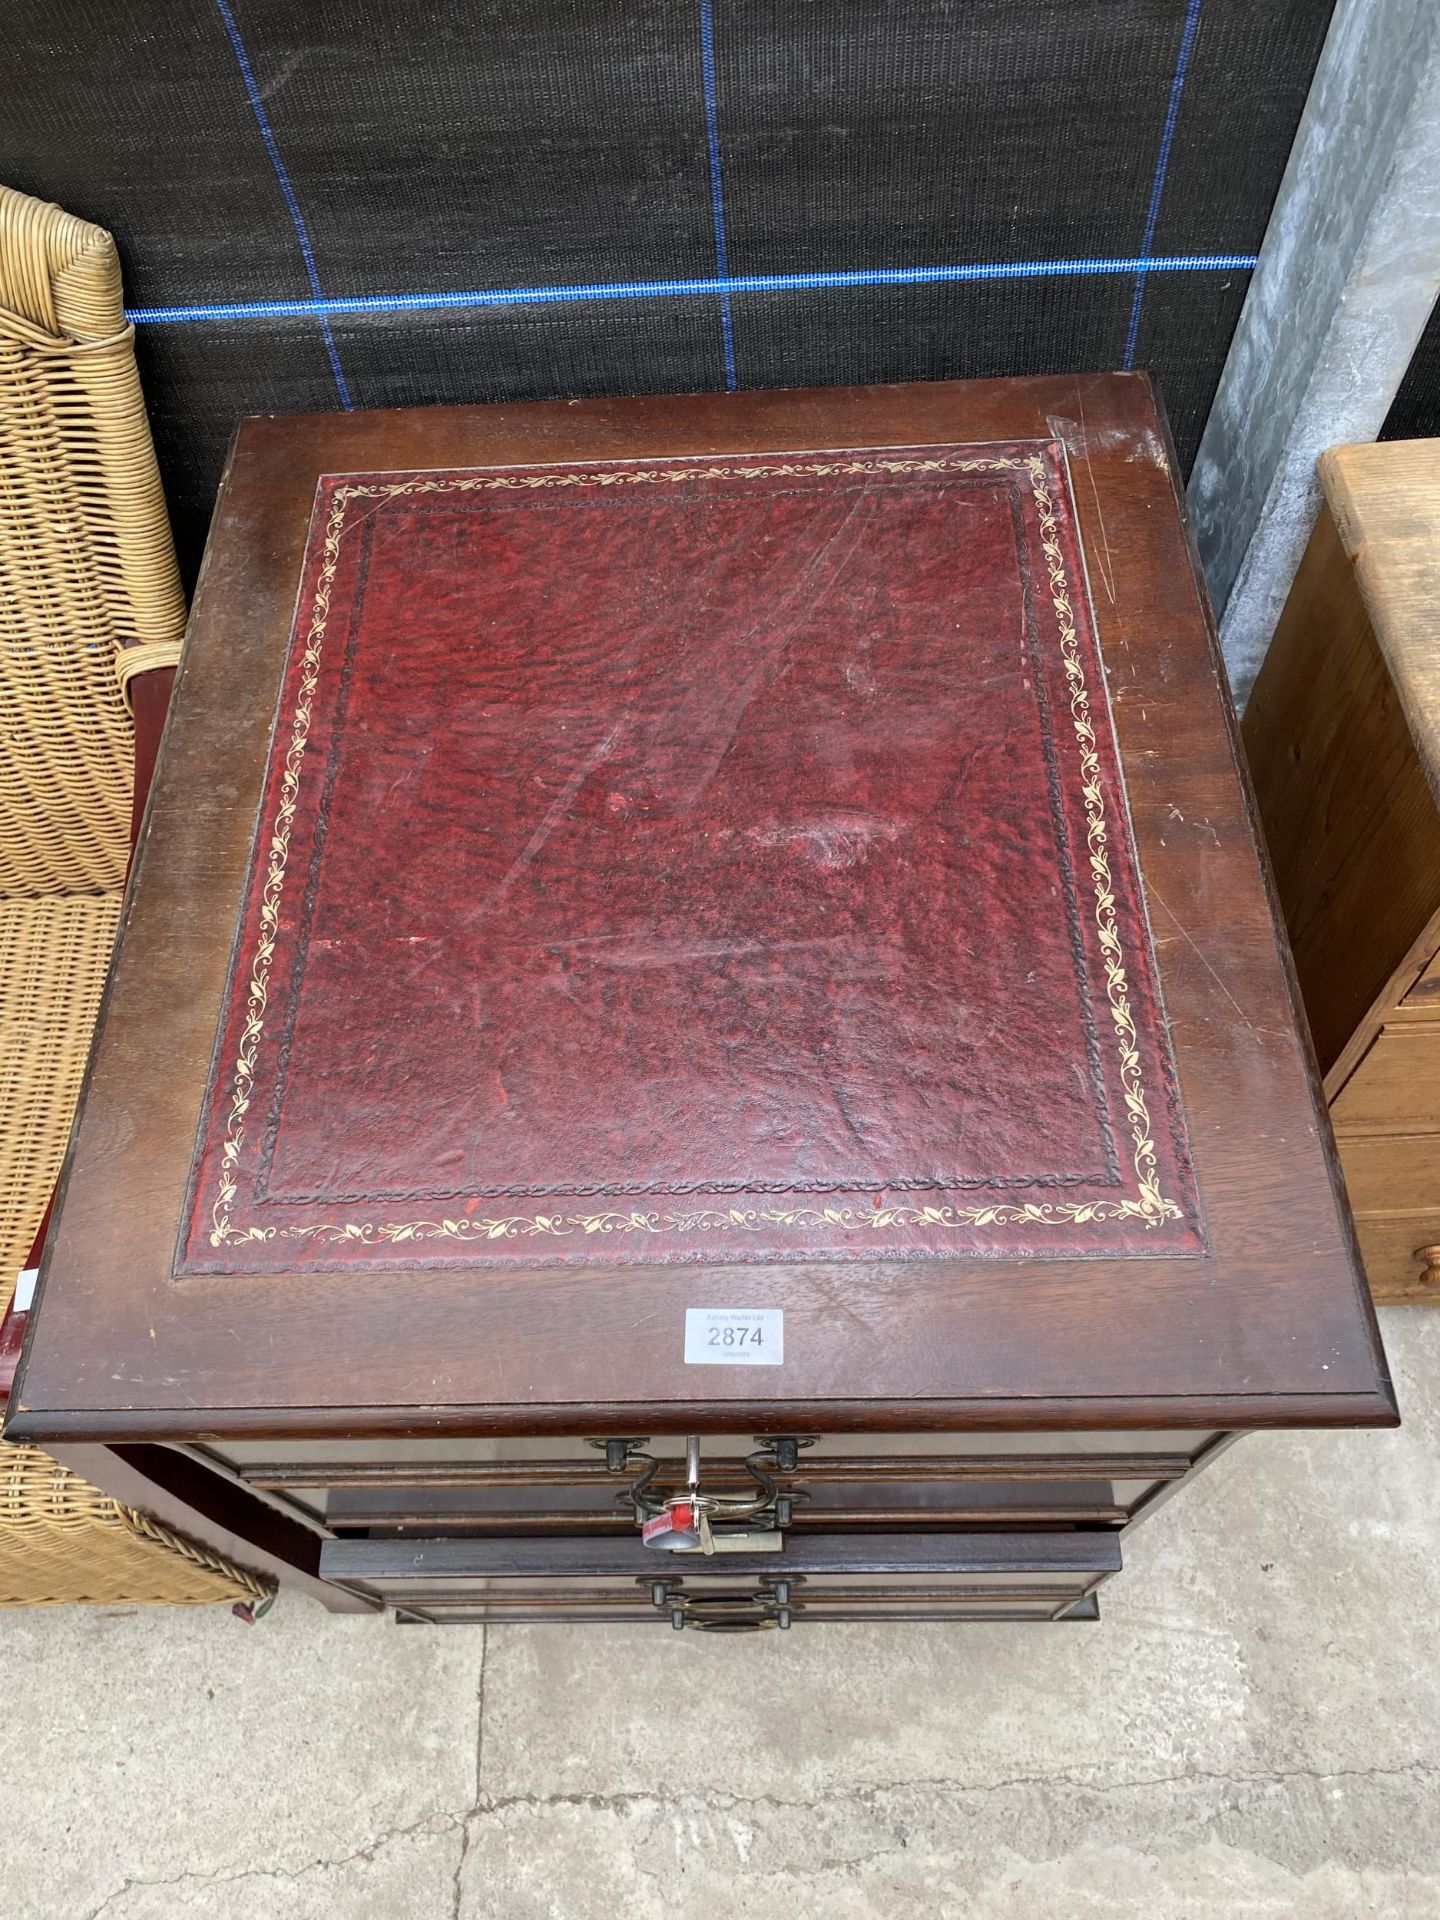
[640,1496,704,1551]
[639,1437,719,1553]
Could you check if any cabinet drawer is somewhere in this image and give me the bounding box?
[1353,1212,1440,1300]
[391,1593,1102,1626]
[322,1475,1129,1535]
[1337,1133,1440,1215]
[1403,945,1440,1008]
[321,1530,1121,1628]
[1332,1027,1440,1132]
[217,1431,1220,1475]
[231,1440,1199,1531]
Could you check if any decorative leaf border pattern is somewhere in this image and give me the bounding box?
[208,449,1185,1252]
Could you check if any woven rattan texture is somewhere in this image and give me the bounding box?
[0,190,255,1609]
[0,183,187,896]
[0,892,120,1313]
[0,1448,271,1605]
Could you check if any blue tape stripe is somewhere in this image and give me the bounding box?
[698,0,737,390]
[211,0,352,406]
[1124,0,1205,370]
[127,253,1257,327]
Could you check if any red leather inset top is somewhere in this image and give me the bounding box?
[182,443,1200,1269]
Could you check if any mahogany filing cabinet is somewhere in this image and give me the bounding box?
[8,376,1395,1630]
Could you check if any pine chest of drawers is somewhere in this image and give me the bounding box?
[9,376,1395,1628]
[1244,438,1440,1304]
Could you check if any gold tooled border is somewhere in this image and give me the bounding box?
[208,450,1185,1253]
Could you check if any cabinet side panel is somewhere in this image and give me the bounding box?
[1242,506,1440,1075]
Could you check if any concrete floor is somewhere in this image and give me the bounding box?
[3,1309,1437,1920]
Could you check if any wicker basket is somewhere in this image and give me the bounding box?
[0,183,265,1607]
[0,1451,270,1606]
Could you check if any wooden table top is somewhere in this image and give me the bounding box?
[1321,438,1440,799]
[10,376,1394,1443]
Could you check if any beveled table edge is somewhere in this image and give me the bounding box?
[3,1385,1400,1448]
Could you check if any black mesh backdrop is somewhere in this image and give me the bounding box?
[1382,297,1440,444]
[5,0,1335,582]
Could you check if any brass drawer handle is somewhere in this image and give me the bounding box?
[645,1575,796,1632]
[1414,1244,1440,1289]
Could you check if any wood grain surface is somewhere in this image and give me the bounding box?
[1244,437,1440,1305]
[1324,439,1440,802]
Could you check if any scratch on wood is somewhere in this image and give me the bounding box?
[1149,884,1253,1031]
[1066,390,1117,606]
